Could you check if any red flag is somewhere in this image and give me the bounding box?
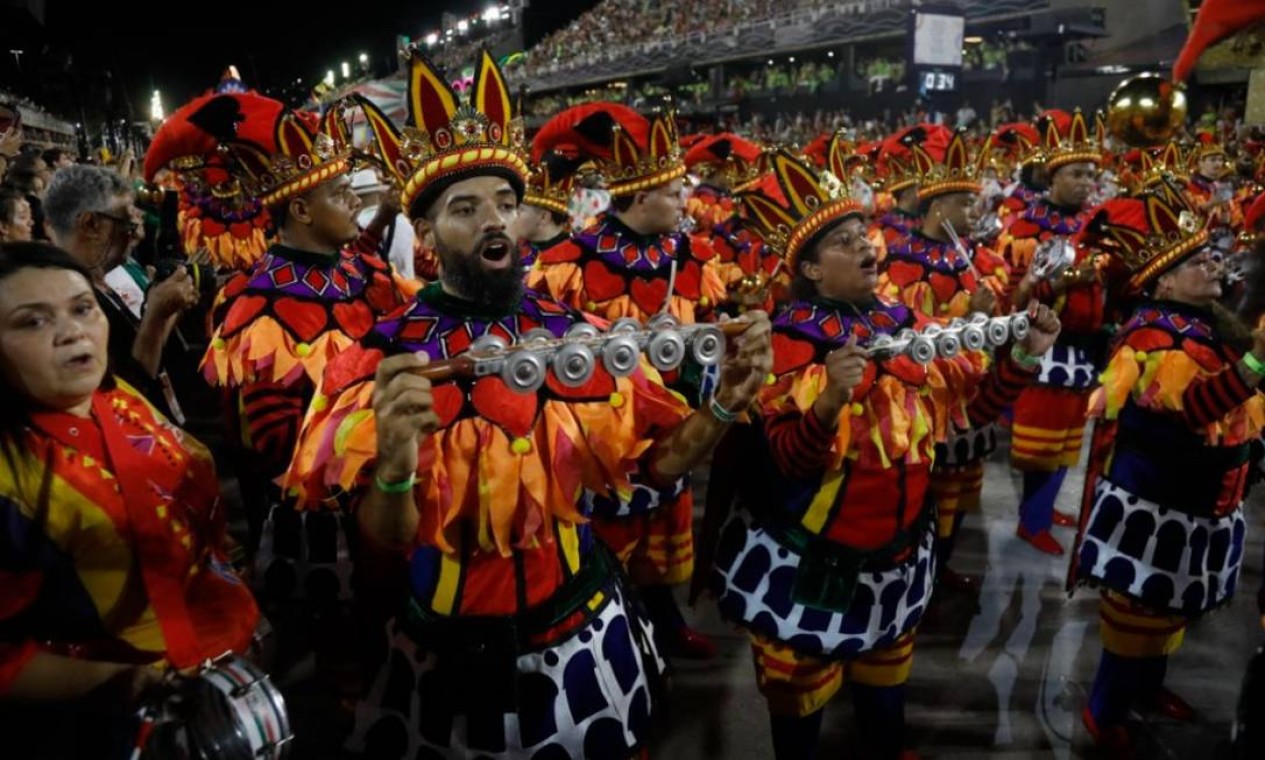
[1173,0,1265,82]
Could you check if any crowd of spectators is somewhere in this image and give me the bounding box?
[519,0,902,78]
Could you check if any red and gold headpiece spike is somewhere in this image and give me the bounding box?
[218,97,357,208]
[523,150,585,218]
[913,129,983,202]
[684,132,764,188]
[386,47,528,218]
[737,148,865,271]
[534,101,687,196]
[1081,175,1208,293]
[1040,108,1102,172]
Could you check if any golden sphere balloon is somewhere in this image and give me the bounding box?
[1106,73,1187,148]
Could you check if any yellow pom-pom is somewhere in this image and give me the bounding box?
[609,392,626,408]
[1134,351,1148,362]
[700,296,711,308]
[765,373,777,386]
[312,394,328,413]
[851,403,864,416]
[511,437,532,455]
[585,301,598,312]
[212,337,226,351]
[295,342,313,358]
[939,304,950,312]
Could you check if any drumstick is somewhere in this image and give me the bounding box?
[404,321,752,383]
[129,706,159,760]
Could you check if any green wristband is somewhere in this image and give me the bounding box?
[1244,352,1265,376]
[708,394,739,424]
[374,472,417,493]
[1010,344,1041,371]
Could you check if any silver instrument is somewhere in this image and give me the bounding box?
[138,653,292,760]
[413,316,740,393]
[864,312,1029,364]
[1030,236,1078,280]
[971,212,1003,243]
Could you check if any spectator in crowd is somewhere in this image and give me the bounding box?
[42,165,198,414]
[4,153,50,241]
[41,147,75,171]
[0,189,33,242]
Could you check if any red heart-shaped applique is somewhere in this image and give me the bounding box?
[202,218,226,236]
[629,277,670,316]
[583,260,627,302]
[673,260,701,299]
[222,294,268,335]
[1181,337,1222,372]
[886,260,924,288]
[883,355,928,386]
[331,301,373,339]
[471,377,538,438]
[545,365,616,400]
[772,334,817,376]
[229,221,254,240]
[928,272,960,305]
[272,298,331,343]
[431,384,465,429]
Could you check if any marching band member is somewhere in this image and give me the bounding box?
[285,50,773,759]
[707,137,1060,759]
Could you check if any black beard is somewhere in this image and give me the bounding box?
[437,233,525,312]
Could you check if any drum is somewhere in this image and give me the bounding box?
[141,654,292,760]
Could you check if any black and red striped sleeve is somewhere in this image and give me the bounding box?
[1179,366,1256,429]
[764,407,838,480]
[347,227,385,257]
[238,378,313,476]
[966,352,1037,428]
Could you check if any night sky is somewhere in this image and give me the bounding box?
[2,0,596,123]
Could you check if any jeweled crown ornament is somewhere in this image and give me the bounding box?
[532,102,686,197]
[737,133,865,268]
[220,101,356,208]
[1082,176,1209,293]
[354,47,528,218]
[912,129,983,202]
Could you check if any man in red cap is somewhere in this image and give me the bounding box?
[527,102,728,659]
[512,149,583,271]
[878,129,1010,591]
[998,109,1105,556]
[684,132,783,313]
[286,50,774,759]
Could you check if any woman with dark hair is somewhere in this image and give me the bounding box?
[0,242,259,758]
[1071,182,1265,753]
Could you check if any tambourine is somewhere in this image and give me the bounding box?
[138,653,292,760]
[1030,236,1077,280]
[409,316,748,393]
[864,312,1029,364]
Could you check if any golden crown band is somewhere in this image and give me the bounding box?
[785,197,866,268]
[917,179,983,202]
[1128,227,1210,292]
[606,163,687,198]
[1045,150,1102,172]
[523,190,570,217]
[400,148,530,214]
[258,156,353,208]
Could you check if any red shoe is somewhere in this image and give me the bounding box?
[1016,525,1065,556]
[665,627,718,660]
[938,566,980,594]
[1052,509,1077,527]
[1081,707,1135,759]
[1147,686,1196,722]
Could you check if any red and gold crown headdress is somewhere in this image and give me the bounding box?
[737,134,865,269]
[354,48,528,218]
[1039,109,1101,172]
[1081,176,1208,293]
[684,132,764,188]
[913,129,983,201]
[533,102,685,197]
